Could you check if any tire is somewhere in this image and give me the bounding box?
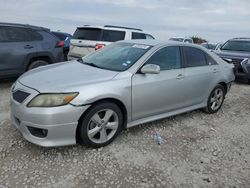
[28,60,49,70]
[78,102,123,148]
[203,84,225,114]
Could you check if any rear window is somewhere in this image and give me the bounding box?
[132,32,146,39]
[73,28,102,41]
[52,32,67,40]
[73,28,125,42]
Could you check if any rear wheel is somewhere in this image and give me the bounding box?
[78,102,123,148]
[28,60,49,70]
[203,84,225,114]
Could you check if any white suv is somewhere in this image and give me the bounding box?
[169,37,194,43]
[67,25,155,60]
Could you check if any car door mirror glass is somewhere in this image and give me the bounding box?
[140,64,160,74]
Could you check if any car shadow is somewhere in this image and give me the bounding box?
[0,77,18,88]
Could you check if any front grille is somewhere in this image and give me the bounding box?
[12,90,30,103]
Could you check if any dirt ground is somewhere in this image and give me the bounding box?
[0,79,250,188]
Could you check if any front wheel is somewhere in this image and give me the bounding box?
[203,84,225,114]
[78,102,123,148]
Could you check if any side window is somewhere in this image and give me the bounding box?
[102,30,125,42]
[183,47,207,67]
[0,26,10,42]
[27,29,43,41]
[132,32,146,39]
[206,54,217,65]
[6,27,31,42]
[145,46,181,71]
[184,39,192,43]
[146,34,155,39]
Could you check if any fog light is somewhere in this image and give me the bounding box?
[27,126,48,138]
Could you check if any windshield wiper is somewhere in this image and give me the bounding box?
[83,62,104,69]
[77,58,83,63]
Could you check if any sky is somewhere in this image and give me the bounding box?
[0,0,250,42]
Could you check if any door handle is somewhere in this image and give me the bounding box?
[213,69,218,73]
[176,74,185,80]
[24,45,34,49]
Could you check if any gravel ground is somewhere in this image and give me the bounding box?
[0,79,250,188]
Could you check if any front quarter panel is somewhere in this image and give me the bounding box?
[69,72,132,121]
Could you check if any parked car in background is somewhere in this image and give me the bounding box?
[67,25,155,60]
[169,37,193,43]
[10,40,234,148]
[0,23,64,78]
[201,42,217,51]
[216,38,250,84]
[215,42,223,51]
[52,31,72,60]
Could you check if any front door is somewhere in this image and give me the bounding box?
[132,46,186,120]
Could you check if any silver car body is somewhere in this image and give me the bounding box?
[10,40,235,147]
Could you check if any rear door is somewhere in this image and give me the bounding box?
[181,46,220,106]
[0,26,37,75]
[132,46,187,120]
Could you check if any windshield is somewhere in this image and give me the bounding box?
[81,42,152,71]
[221,40,250,52]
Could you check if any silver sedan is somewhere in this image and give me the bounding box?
[10,40,235,148]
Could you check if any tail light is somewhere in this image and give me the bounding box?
[55,41,64,48]
[95,44,105,51]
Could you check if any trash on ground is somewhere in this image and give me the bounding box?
[153,132,166,145]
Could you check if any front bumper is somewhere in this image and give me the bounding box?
[221,57,250,79]
[10,81,90,147]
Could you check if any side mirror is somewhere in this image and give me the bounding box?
[140,64,160,74]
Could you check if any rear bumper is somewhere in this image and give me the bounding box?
[10,81,91,147]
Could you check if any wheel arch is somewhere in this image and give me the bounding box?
[218,81,228,94]
[24,53,55,71]
[75,98,128,143]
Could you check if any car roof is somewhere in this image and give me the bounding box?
[77,25,144,33]
[230,38,250,42]
[170,37,192,40]
[120,39,202,48]
[0,22,49,31]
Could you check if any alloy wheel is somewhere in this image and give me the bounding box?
[87,109,119,144]
[210,88,224,111]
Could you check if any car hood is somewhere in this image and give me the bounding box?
[18,60,119,92]
[216,50,250,59]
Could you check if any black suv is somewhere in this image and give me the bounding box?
[216,38,250,84]
[0,23,64,78]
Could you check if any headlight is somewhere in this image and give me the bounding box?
[247,59,250,65]
[11,82,16,92]
[27,93,78,107]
